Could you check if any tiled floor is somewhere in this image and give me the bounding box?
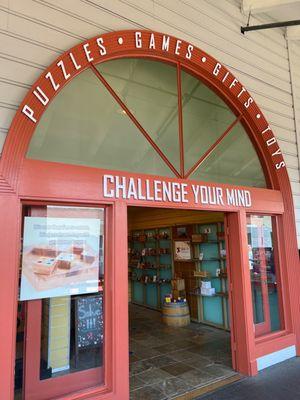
[129,304,236,400]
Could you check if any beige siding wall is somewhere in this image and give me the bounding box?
[0,0,299,244]
[288,40,300,246]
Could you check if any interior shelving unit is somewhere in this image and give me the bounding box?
[191,222,229,330]
[128,220,229,332]
[128,227,172,310]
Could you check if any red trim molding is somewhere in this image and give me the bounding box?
[255,333,296,358]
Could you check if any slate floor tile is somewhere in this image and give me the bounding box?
[152,377,192,398]
[160,362,196,376]
[137,367,173,384]
[148,355,177,368]
[130,360,155,376]
[203,364,236,378]
[177,368,215,387]
[130,385,166,400]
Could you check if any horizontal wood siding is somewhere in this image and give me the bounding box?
[288,40,300,247]
[0,0,299,244]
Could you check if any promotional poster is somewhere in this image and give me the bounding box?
[20,217,101,300]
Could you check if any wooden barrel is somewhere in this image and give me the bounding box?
[162,302,190,327]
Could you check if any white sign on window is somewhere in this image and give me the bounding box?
[20,217,101,300]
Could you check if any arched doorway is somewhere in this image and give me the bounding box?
[0,30,299,400]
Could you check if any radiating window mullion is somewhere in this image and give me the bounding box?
[89,63,181,178]
[177,63,184,178]
[184,115,242,179]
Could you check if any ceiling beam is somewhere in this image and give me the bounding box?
[242,0,300,15]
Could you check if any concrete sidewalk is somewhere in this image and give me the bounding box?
[198,357,300,400]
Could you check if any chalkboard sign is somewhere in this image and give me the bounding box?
[75,294,103,350]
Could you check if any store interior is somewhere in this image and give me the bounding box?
[128,207,238,400]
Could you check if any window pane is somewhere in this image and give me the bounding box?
[96,58,180,172]
[190,123,266,188]
[27,68,175,177]
[181,70,236,174]
[247,215,283,337]
[40,294,103,379]
[20,206,105,384]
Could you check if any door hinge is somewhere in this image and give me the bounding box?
[232,342,237,352]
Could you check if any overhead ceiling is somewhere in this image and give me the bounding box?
[241,0,300,39]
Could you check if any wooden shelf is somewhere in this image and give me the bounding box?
[131,279,171,285]
[192,240,219,244]
[175,257,226,263]
[194,271,210,278]
[130,265,171,270]
[129,237,171,242]
[189,291,228,298]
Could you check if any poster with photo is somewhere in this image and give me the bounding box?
[20,217,102,300]
[174,240,191,261]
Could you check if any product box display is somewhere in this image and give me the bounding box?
[201,281,212,289]
[201,287,215,296]
[191,233,208,243]
[194,270,210,278]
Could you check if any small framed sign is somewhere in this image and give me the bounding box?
[174,240,192,261]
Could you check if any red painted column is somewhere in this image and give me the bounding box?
[111,201,129,399]
[0,195,21,400]
[227,210,257,376]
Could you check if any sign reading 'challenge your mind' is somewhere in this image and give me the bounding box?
[102,175,252,208]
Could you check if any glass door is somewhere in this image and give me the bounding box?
[19,205,106,400]
[247,215,283,338]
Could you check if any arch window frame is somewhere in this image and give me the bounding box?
[26,58,267,187]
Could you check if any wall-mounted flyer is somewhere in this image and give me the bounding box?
[174,240,192,261]
[20,217,102,300]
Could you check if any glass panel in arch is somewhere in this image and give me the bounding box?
[190,123,266,188]
[27,68,175,177]
[181,70,236,174]
[96,58,180,172]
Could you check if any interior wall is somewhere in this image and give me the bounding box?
[0,0,299,245]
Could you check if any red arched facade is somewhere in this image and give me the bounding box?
[0,30,299,400]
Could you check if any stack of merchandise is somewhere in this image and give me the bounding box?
[164,294,187,304]
[201,281,215,296]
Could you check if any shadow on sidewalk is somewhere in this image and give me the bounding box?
[198,357,300,400]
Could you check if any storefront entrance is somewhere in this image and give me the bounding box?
[1,29,299,400]
[128,207,238,399]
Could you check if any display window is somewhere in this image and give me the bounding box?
[15,205,106,400]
